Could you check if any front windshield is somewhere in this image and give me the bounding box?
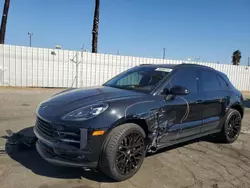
[103,66,173,93]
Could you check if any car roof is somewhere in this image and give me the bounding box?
[139,63,215,71]
[138,64,179,69]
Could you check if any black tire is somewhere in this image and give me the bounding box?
[218,109,242,143]
[99,123,146,181]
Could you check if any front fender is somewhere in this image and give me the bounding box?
[91,98,162,131]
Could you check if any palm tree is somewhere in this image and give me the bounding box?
[0,0,10,44]
[232,50,242,66]
[92,0,100,53]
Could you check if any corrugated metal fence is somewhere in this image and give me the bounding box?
[0,44,250,91]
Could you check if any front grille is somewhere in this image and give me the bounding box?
[35,117,84,149]
[36,117,55,137]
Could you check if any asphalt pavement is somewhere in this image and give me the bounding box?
[1,88,250,188]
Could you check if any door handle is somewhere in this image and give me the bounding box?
[195,100,203,104]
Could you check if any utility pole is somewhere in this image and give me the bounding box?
[28,32,33,47]
[248,57,250,66]
[163,48,166,59]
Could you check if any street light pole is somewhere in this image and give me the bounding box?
[163,48,166,59]
[28,32,33,47]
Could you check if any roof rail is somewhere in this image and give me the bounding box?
[179,63,215,70]
[139,64,153,66]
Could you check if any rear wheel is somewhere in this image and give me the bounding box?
[218,109,242,143]
[99,123,146,181]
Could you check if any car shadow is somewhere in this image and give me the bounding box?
[3,127,223,182]
[243,99,250,108]
[4,126,115,183]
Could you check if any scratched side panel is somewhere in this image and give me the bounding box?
[105,96,165,130]
[157,93,203,145]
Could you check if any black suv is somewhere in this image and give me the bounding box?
[34,63,244,181]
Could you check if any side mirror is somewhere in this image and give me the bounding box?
[162,88,170,95]
[170,85,189,95]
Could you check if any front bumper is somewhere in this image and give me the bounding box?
[34,125,104,168]
[36,140,97,168]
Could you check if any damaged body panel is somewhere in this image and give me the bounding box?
[33,63,244,181]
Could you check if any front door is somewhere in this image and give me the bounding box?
[158,67,204,144]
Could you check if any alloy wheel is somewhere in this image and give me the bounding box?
[226,114,241,139]
[115,132,144,175]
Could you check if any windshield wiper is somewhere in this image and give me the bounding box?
[103,84,136,91]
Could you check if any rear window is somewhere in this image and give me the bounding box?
[217,75,229,89]
[221,74,237,90]
[200,70,220,91]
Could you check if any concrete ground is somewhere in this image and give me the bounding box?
[1,87,250,188]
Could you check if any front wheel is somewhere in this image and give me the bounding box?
[99,123,146,181]
[218,109,242,143]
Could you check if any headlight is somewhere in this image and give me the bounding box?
[61,103,109,121]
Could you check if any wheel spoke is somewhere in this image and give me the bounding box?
[125,137,129,147]
[229,130,234,138]
[130,156,138,167]
[134,134,141,143]
[235,117,240,122]
[131,133,135,144]
[133,140,143,147]
[135,155,143,161]
[117,150,127,155]
[128,160,132,172]
[117,156,126,166]
[232,129,239,133]
[117,152,125,161]
[125,158,129,167]
[129,134,134,145]
[133,147,143,155]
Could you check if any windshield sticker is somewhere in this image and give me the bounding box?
[155,68,172,72]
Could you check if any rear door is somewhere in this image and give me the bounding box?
[199,69,224,132]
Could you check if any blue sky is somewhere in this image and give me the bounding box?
[1,0,250,65]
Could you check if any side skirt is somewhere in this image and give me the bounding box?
[155,129,221,151]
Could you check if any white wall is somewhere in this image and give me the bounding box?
[0,44,250,91]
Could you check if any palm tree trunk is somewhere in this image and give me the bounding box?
[0,0,10,44]
[92,0,100,53]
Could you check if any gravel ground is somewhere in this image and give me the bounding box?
[1,87,250,188]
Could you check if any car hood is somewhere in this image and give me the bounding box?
[37,86,147,122]
[46,86,146,104]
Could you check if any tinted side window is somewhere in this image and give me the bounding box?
[201,70,220,91]
[217,75,229,89]
[167,68,198,93]
[221,74,236,90]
